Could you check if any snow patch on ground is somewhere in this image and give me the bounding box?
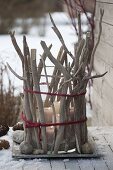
[0,129,44,170]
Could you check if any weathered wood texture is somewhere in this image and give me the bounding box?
[11,127,113,170]
[92,0,113,125]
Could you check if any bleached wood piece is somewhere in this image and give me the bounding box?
[49,14,74,60]
[53,80,68,153]
[9,31,24,63]
[37,44,52,82]
[31,49,47,153]
[41,41,70,79]
[23,36,40,149]
[44,45,64,107]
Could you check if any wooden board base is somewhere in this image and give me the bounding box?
[12,136,101,159]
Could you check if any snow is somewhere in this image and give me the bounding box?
[0,129,46,170]
[0,128,23,170]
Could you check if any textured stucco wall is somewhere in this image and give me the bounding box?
[92,0,113,125]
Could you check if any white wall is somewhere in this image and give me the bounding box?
[92,0,113,125]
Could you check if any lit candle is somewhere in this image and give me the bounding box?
[46,126,54,144]
[44,103,75,144]
[44,107,53,122]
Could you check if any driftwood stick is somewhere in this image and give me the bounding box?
[23,82,33,144]
[23,36,41,149]
[23,35,30,57]
[44,46,64,106]
[55,63,82,94]
[63,56,71,152]
[78,12,82,40]
[23,37,35,147]
[23,36,31,81]
[37,44,52,82]
[84,71,107,80]
[56,77,64,101]
[74,38,85,73]
[41,55,57,152]
[7,63,26,81]
[22,56,33,146]
[54,80,68,153]
[41,55,57,119]
[31,49,47,153]
[41,41,70,79]
[50,51,67,103]
[49,14,74,60]
[23,37,32,87]
[79,33,90,65]
[9,31,24,63]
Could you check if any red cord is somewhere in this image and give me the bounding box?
[21,112,87,141]
[39,82,48,85]
[24,89,86,98]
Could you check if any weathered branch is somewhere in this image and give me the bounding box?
[54,79,68,154]
[84,71,107,80]
[23,36,41,149]
[74,38,85,73]
[37,44,52,82]
[31,49,47,153]
[41,55,57,152]
[9,31,24,63]
[41,41,70,79]
[49,14,74,60]
[44,46,64,106]
[78,12,82,40]
[7,62,26,81]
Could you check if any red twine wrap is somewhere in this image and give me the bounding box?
[39,82,49,85]
[24,89,86,98]
[21,112,87,141]
[21,112,87,128]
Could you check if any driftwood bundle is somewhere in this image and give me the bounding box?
[8,11,106,155]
